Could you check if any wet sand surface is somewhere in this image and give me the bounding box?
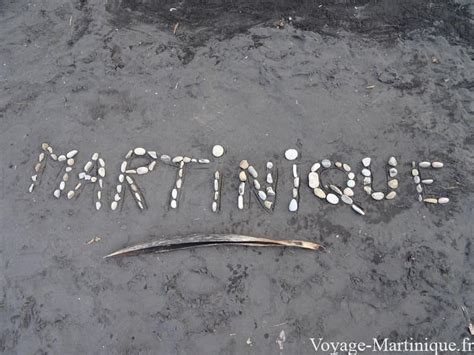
[0,0,473,353]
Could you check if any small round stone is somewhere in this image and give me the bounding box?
[343,187,354,197]
[386,191,397,200]
[258,190,267,200]
[137,166,149,175]
[388,157,397,167]
[239,171,247,182]
[347,179,356,188]
[414,176,420,184]
[361,168,371,177]
[266,162,273,169]
[371,192,385,200]
[170,200,177,208]
[348,172,355,180]
[240,160,249,169]
[362,157,371,167]
[388,179,398,189]
[343,163,351,172]
[111,201,118,210]
[134,147,146,156]
[285,149,298,161]
[326,193,339,205]
[412,169,419,176]
[212,145,225,158]
[438,197,449,204]
[321,159,331,168]
[389,168,398,177]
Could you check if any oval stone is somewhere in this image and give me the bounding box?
[308,172,320,188]
[388,156,397,167]
[438,197,449,204]
[386,191,397,200]
[284,149,298,161]
[388,179,398,189]
[362,168,371,177]
[362,157,371,167]
[432,162,443,168]
[311,163,321,172]
[371,192,385,200]
[134,147,146,156]
[322,159,331,168]
[343,187,354,197]
[314,188,326,199]
[326,193,339,205]
[248,166,258,178]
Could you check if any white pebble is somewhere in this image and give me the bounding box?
[212,145,225,158]
[134,147,146,156]
[284,149,298,161]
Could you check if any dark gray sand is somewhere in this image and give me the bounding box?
[1,0,473,353]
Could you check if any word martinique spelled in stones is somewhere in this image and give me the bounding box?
[29,143,450,216]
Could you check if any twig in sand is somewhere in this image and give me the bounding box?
[104,234,323,258]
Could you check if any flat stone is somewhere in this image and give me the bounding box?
[386,191,397,200]
[238,195,244,209]
[148,151,158,159]
[347,179,356,188]
[239,182,245,195]
[310,163,321,172]
[326,193,339,205]
[240,160,249,169]
[419,161,431,168]
[351,204,365,215]
[248,166,258,178]
[111,201,118,210]
[53,189,60,198]
[253,180,260,190]
[239,171,247,182]
[389,168,398,177]
[258,190,267,200]
[413,176,420,184]
[362,157,371,167]
[330,185,342,195]
[212,145,225,158]
[284,149,298,161]
[371,192,385,200]
[422,179,433,184]
[438,197,449,204]
[308,172,319,188]
[170,200,177,209]
[58,155,66,162]
[134,147,146,156]
[388,179,398,189]
[321,159,331,168]
[314,188,326,199]
[120,161,127,173]
[343,163,351,172]
[343,187,354,197]
[289,198,298,212]
[341,194,353,205]
[424,198,437,204]
[161,155,171,163]
[172,156,183,163]
[98,167,106,177]
[432,161,443,168]
[293,177,300,188]
[388,156,397,167]
[361,168,371,177]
